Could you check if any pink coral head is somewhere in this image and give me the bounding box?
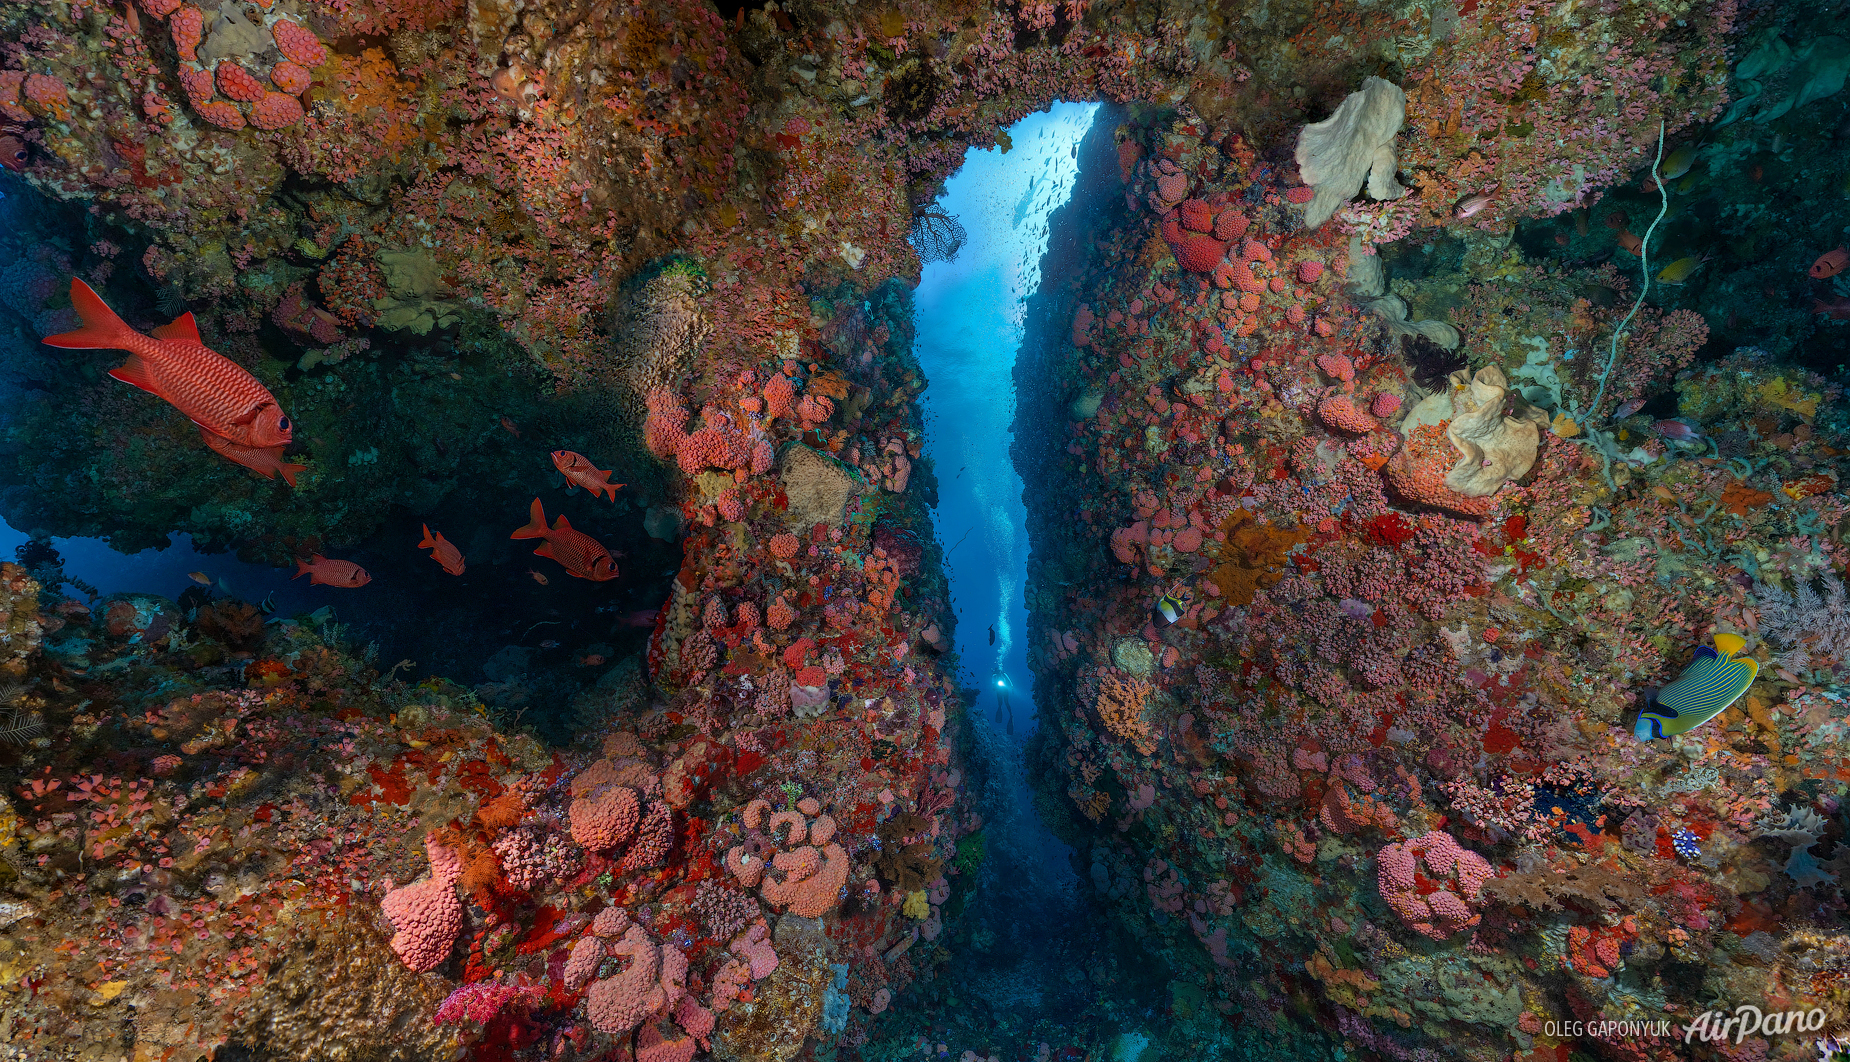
[380,835,464,971]
[1179,198,1214,234]
[1370,392,1402,418]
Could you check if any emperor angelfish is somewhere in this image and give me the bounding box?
[1153,592,1186,626]
[1634,633,1758,740]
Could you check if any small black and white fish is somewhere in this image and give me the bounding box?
[1153,591,1187,626]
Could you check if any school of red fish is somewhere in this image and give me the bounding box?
[41,279,625,592]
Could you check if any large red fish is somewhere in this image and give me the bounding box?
[418,524,465,575]
[551,450,623,501]
[43,279,293,448]
[294,554,370,587]
[199,427,306,487]
[510,498,618,582]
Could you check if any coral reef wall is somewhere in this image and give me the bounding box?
[0,0,1846,1059]
[1015,3,1850,1061]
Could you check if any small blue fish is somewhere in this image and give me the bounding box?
[1634,632,1758,740]
[1654,419,1702,443]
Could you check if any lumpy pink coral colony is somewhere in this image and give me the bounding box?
[1,0,1848,1059]
[382,835,466,972]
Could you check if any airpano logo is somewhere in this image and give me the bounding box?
[1682,1005,1830,1044]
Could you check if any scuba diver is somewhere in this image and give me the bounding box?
[988,625,996,645]
[992,669,1014,735]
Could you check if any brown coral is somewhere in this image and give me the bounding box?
[1209,510,1308,605]
[194,600,264,652]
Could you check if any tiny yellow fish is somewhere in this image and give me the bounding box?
[187,571,212,585]
[1655,255,1707,285]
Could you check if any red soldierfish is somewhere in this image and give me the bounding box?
[44,280,293,448]
[1813,297,1850,322]
[199,426,306,487]
[551,450,623,501]
[1811,246,1849,279]
[510,498,618,581]
[294,554,371,587]
[0,123,26,172]
[417,524,465,576]
[1454,185,1498,218]
[1654,419,1702,442]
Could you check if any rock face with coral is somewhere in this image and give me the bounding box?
[0,0,1847,1059]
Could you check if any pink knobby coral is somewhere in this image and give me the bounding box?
[563,935,604,991]
[1376,830,1494,940]
[767,596,797,630]
[1155,171,1188,204]
[759,842,849,917]
[769,532,800,559]
[1179,199,1214,233]
[569,783,640,850]
[215,62,265,103]
[194,100,246,131]
[587,926,665,1035]
[1317,395,1376,435]
[271,18,330,67]
[269,60,313,96]
[381,834,464,971]
[731,920,778,979]
[169,7,204,62]
[716,488,745,522]
[763,373,796,420]
[1315,353,1355,382]
[619,800,674,871]
[1160,215,1227,273]
[644,389,691,457]
[1214,210,1250,240]
[249,92,305,131]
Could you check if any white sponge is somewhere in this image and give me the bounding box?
[1294,77,1408,229]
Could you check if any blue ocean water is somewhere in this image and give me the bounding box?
[917,101,1097,738]
[905,101,1103,1039]
[0,521,317,613]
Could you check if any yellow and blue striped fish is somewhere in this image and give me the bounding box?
[1634,633,1758,740]
[1153,591,1186,626]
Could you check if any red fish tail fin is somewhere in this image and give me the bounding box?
[600,480,621,501]
[278,461,307,488]
[511,498,548,540]
[293,557,314,579]
[42,279,138,350]
[418,523,437,549]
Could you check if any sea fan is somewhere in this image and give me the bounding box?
[910,206,966,265]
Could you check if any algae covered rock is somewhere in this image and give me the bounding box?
[712,915,834,1062]
[779,445,862,529]
[0,563,41,678]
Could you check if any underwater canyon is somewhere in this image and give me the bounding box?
[1,0,1849,1060]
